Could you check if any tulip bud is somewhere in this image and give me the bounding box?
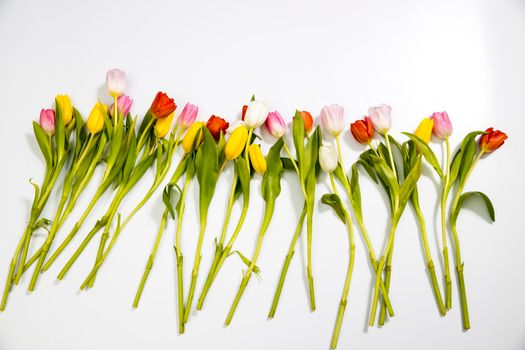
[320,104,344,136]
[319,144,338,173]
[244,100,269,129]
[178,103,198,129]
[414,118,434,144]
[86,102,108,134]
[350,117,374,144]
[106,68,126,98]
[294,110,314,133]
[155,111,175,138]
[151,91,177,119]
[39,109,56,135]
[110,94,133,118]
[225,125,248,160]
[206,115,229,141]
[368,104,392,134]
[248,144,267,174]
[479,127,508,153]
[55,94,73,125]
[265,111,286,138]
[182,122,205,153]
[430,111,453,139]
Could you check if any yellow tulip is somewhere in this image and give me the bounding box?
[182,121,205,153]
[56,94,73,125]
[86,102,107,134]
[155,111,175,138]
[248,144,267,174]
[414,117,434,144]
[225,125,248,160]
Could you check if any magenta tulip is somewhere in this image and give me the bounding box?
[110,94,133,118]
[265,111,286,138]
[178,103,199,129]
[39,109,56,135]
[430,111,453,139]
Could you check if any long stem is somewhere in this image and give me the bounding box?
[268,203,307,318]
[283,143,307,197]
[133,210,169,308]
[175,176,191,333]
[441,137,452,309]
[378,240,394,325]
[306,200,316,312]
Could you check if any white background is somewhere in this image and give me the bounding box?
[0,0,524,349]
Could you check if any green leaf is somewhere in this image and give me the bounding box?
[371,154,399,202]
[447,148,463,190]
[121,128,138,185]
[320,193,346,223]
[397,156,423,216]
[355,159,377,183]
[457,131,486,186]
[292,110,305,172]
[231,250,261,274]
[235,157,251,206]
[302,127,321,184]
[73,108,86,159]
[163,184,182,220]
[281,157,296,172]
[106,119,125,173]
[195,127,219,221]
[54,97,66,161]
[124,152,156,190]
[402,132,444,181]
[261,138,284,204]
[350,163,363,219]
[451,191,495,224]
[32,121,53,166]
[168,155,189,186]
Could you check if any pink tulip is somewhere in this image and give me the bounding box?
[177,103,199,129]
[368,104,392,134]
[265,111,286,138]
[320,104,344,136]
[430,111,453,139]
[110,94,133,118]
[39,109,56,135]
[106,68,126,97]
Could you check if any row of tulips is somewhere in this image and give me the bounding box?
[1,69,508,349]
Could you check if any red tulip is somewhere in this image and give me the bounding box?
[293,110,313,133]
[479,127,507,153]
[350,117,374,144]
[206,115,229,140]
[241,105,248,121]
[150,91,177,119]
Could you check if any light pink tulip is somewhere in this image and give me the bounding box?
[106,68,126,97]
[39,109,56,135]
[110,94,133,117]
[265,111,286,138]
[320,104,344,136]
[368,104,392,134]
[177,103,199,129]
[430,111,453,139]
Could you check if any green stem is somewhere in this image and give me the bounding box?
[441,137,452,310]
[175,175,190,333]
[283,143,307,197]
[378,240,394,326]
[133,210,169,308]
[384,133,397,178]
[268,202,307,318]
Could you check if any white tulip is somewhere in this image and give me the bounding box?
[319,144,339,173]
[244,100,269,129]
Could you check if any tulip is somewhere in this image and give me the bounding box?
[294,110,314,133]
[106,68,126,98]
[368,104,392,134]
[109,94,133,118]
[319,144,338,173]
[182,122,205,153]
[430,111,453,139]
[244,100,269,129]
[265,111,286,138]
[241,105,248,120]
[320,104,344,136]
[155,112,176,138]
[39,109,56,135]
[55,95,73,125]
[151,91,177,119]
[178,103,199,129]
[225,125,248,160]
[350,117,374,144]
[227,120,245,134]
[86,102,108,134]
[479,127,508,153]
[414,118,434,144]
[206,115,229,141]
[248,144,267,174]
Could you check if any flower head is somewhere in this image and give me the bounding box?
[265,111,286,138]
[206,115,229,141]
[319,144,338,173]
[350,117,374,144]
[178,103,198,129]
[248,144,267,174]
[55,94,73,125]
[244,100,269,129]
[151,91,177,119]
[294,110,314,133]
[182,122,205,153]
[430,111,453,139]
[225,125,248,160]
[86,101,108,134]
[414,118,434,144]
[39,109,56,135]
[368,104,392,134]
[320,104,344,136]
[155,112,175,138]
[106,68,126,98]
[110,94,133,118]
[479,127,508,153]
